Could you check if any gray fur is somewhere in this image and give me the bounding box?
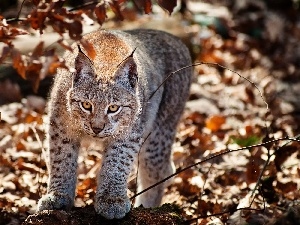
[37,29,192,219]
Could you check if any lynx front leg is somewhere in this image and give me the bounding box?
[95,137,140,219]
[37,120,80,211]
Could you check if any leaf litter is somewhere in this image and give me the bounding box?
[1,0,300,224]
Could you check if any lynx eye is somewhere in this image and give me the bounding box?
[81,101,93,112]
[107,105,121,114]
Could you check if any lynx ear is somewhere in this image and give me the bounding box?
[73,45,94,84]
[115,52,138,90]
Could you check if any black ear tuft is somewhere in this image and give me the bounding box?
[73,45,94,84]
[127,57,138,89]
[116,48,138,89]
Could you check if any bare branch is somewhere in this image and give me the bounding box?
[68,0,99,12]
[131,136,300,200]
[148,62,269,112]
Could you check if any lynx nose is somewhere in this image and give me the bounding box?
[91,125,105,134]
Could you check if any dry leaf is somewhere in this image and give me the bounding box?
[95,3,107,25]
[134,0,152,14]
[109,0,124,20]
[205,115,226,132]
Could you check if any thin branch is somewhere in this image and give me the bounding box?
[68,0,99,11]
[17,0,27,20]
[196,163,212,219]
[6,17,27,23]
[148,64,194,101]
[148,62,269,112]
[250,134,300,199]
[6,0,28,23]
[131,131,151,208]
[249,153,271,206]
[130,136,300,200]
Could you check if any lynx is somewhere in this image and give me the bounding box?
[37,29,192,219]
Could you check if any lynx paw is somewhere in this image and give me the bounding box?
[95,193,131,219]
[37,193,73,211]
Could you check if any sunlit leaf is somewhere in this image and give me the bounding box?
[11,49,26,79]
[205,115,226,132]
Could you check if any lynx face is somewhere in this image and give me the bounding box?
[68,84,139,138]
[67,45,140,138]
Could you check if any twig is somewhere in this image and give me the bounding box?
[68,0,99,11]
[6,17,27,23]
[6,0,27,23]
[148,62,269,111]
[131,131,151,207]
[250,134,300,200]
[196,163,212,224]
[17,0,27,20]
[130,136,300,200]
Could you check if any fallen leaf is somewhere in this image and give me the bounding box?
[205,115,226,132]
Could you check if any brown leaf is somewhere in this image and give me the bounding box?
[41,50,67,79]
[15,158,41,173]
[212,202,223,214]
[68,20,82,40]
[246,157,260,184]
[143,0,152,14]
[0,18,28,44]
[16,141,26,151]
[95,3,107,25]
[274,144,299,171]
[109,0,124,20]
[133,0,152,14]
[11,49,26,79]
[198,199,213,216]
[205,115,226,132]
[48,57,67,74]
[31,41,44,59]
[245,86,255,104]
[77,178,96,198]
[0,46,11,64]
[27,8,47,33]
[26,61,43,92]
[157,0,177,15]
[276,181,297,194]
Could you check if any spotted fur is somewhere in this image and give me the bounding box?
[37,29,192,219]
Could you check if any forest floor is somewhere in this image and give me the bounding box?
[1,0,300,224]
